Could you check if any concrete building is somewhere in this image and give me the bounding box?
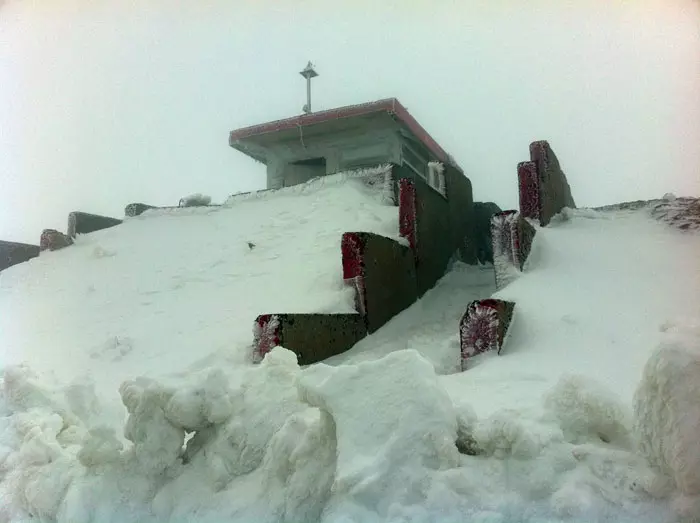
[229,98,456,197]
[231,98,508,363]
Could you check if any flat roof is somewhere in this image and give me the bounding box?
[229,98,457,169]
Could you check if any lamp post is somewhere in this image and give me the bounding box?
[300,61,318,114]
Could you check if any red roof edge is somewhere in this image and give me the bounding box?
[229,98,460,170]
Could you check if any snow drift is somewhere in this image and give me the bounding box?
[1,198,699,522]
[0,347,675,523]
[634,319,700,521]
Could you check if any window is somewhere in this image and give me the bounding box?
[402,142,428,180]
[400,138,447,198]
[427,162,447,197]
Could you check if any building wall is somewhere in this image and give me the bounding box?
[394,163,477,296]
[282,162,326,187]
[265,125,402,189]
[445,164,478,266]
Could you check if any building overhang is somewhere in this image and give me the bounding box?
[229,98,462,172]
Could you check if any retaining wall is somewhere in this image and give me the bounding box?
[342,231,418,334]
[394,162,477,296]
[0,241,40,272]
[67,211,122,238]
[251,162,481,364]
[519,140,576,226]
[253,313,367,365]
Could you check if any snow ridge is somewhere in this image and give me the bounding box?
[225,164,394,206]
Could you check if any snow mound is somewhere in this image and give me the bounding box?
[225,164,394,207]
[297,349,461,521]
[634,319,700,512]
[178,193,212,207]
[544,374,631,446]
[0,166,401,411]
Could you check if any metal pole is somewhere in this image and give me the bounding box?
[306,76,311,113]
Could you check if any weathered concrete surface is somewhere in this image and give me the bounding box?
[342,231,418,334]
[361,232,418,333]
[125,203,157,217]
[491,211,537,290]
[518,161,540,222]
[253,313,367,365]
[528,140,576,227]
[460,299,516,370]
[0,241,40,272]
[473,202,502,264]
[39,229,73,252]
[395,163,478,297]
[67,212,122,238]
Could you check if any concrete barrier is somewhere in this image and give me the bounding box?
[125,203,158,217]
[519,141,576,227]
[342,231,417,334]
[252,231,417,365]
[0,241,40,272]
[518,161,540,222]
[473,202,502,264]
[460,299,515,370]
[67,212,122,238]
[39,229,73,252]
[250,160,482,366]
[491,211,536,289]
[252,313,367,365]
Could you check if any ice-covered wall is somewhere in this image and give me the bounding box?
[519,140,576,227]
[473,202,502,264]
[491,210,537,290]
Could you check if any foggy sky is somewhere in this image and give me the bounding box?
[1,0,699,244]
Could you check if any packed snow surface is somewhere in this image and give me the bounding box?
[1,200,699,522]
[0,171,400,412]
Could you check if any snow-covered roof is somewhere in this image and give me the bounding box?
[229,97,460,170]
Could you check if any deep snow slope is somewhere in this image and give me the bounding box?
[328,206,700,419]
[0,170,399,411]
[1,201,699,523]
[442,207,700,419]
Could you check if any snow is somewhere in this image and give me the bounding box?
[0,197,699,522]
[178,193,212,207]
[633,319,700,517]
[297,350,460,522]
[0,169,400,414]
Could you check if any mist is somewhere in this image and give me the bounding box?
[1,0,699,244]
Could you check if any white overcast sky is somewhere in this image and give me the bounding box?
[1,0,699,244]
